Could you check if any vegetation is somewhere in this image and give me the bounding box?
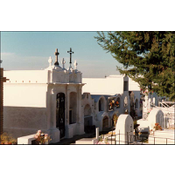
[95,32,175,100]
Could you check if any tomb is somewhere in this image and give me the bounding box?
[4,48,84,143]
[115,114,134,144]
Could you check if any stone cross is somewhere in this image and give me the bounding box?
[54,48,59,66]
[74,60,78,70]
[61,58,66,69]
[48,56,53,67]
[67,48,74,68]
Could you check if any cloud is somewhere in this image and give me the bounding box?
[1,52,15,57]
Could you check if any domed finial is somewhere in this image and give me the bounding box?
[74,60,78,70]
[61,58,66,69]
[48,56,53,67]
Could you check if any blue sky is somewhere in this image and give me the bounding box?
[1,31,121,78]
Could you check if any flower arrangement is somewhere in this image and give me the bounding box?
[113,115,118,127]
[96,135,110,144]
[0,132,17,145]
[34,130,51,145]
[153,123,163,131]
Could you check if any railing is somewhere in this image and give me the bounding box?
[102,131,136,145]
[148,135,175,145]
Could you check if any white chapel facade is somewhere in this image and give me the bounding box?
[4,48,84,142]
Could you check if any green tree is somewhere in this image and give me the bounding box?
[95,32,175,100]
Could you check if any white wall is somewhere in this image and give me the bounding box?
[4,70,48,83]
[82,76,124,95]
[4,84,48,108]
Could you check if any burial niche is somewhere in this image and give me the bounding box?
[69,92,77,124]
[115,97,120,108]
[56,93,65,138]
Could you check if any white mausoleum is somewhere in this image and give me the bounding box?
[4,48,84,143]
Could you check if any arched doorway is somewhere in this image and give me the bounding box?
[56,93,65,138]
[103,116,109,130]
[84,104,93,133]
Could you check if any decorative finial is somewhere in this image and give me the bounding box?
[74,60,78,70]
[67,47,74,68]
[61,58,66,69]
[54,48,59,66]
[48,56,53,67]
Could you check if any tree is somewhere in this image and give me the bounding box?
[95,32,175,100]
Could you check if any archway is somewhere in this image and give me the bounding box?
[103,116,109,130]
[84,104,93,133]
[56,93,65,138]
[99,97,105,111]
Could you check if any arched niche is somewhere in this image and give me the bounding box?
[115,97,120,108]
[99,97,105,111]
[84,104,92,116]
[69,92,77,124]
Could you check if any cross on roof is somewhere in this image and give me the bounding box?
[54,48,59,66]
[67,48,74,65]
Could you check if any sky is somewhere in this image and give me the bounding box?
[0,31,122,78]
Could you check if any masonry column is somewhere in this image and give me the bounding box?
[76,85,85,135]
[47,87,60,143]
[0,68,7,137]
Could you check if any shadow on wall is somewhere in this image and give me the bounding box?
[3,106,47,138]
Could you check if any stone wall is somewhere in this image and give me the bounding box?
[4,106,48,138]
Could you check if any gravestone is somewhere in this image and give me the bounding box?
[147,108,164,130]
[115,114,134,144]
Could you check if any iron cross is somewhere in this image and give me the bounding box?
[67,48,74,64]
[54,48,59,66]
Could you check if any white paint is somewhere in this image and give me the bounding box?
[17,134,36,144]
[115,114,134,144]
[3,57,84,143]
[148,129,175,144]
[148,108,164,130]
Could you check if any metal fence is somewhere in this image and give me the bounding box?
[101,131,175,145]
[102,131,138,145]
